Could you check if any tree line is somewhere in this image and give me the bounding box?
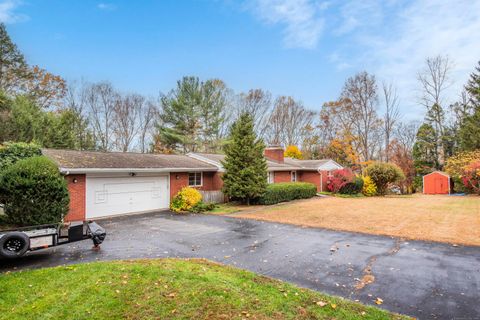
[0,22,479,191]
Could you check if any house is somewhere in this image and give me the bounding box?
[42,146,342,221]
[423,171,452,195]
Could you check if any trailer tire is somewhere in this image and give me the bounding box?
[0,232,30,259]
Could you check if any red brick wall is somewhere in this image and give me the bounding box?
[299,171,322,191]
[169,172,219,199]
[213,172,224,190]
[65,174,86,222]
[273,171,292,183]
[264,148,284,163]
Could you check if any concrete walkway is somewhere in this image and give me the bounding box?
[1,211,479,319]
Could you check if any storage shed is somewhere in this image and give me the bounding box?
[423,171,451,195]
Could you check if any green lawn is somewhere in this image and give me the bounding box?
[0,259,408,320]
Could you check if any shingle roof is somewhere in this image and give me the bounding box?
[42,149,217,171]
[188,153,337,171]
[283,158,330,169]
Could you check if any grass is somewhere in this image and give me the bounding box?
[0,259,408,320]
[210,202,263,215]
[232,194,480,246]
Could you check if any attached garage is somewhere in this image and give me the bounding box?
[423,171,452,195]
[86,175,169,219]
[42,149,218,221]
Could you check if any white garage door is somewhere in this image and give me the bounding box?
[86,175,169,219]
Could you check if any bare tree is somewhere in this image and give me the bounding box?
[266,96,315,146]
[112,93,144,152]
[394,120,420,151]
[85,81,118,151]
[236,89,272,138]
[417,55,453,165]
[137,98,158,153]
[417,55,453,109]
[340,72,382,161]
[382,82,401,161]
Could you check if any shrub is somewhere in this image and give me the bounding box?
[0,142,41,172]
[189,201,217,213]
[364,162,405,195]
[0,156,69,226]
[461,161,480,194]
[259,182,317,205]
[326,168,354,193]
[170,187,202,213]
[339,175,364,195]
[362,176,377,196]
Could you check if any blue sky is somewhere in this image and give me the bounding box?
[2,0,480,120]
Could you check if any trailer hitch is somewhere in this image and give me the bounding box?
[87,221,106,250]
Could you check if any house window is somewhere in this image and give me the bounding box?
[267,172,274,184]
[291,171,297,182]
[188,172,202,187]
[327,170,334,178]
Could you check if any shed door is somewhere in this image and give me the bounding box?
[434,178,444,194]
[86,175,169,219]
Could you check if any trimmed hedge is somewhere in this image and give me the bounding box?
[258,182,317,205]
[0,156,69,226]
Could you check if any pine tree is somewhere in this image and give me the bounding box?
[412,123,438,174]
[0,23,28,94]
[458,61,480,151]
[221,113,268,204]
[466,61,480,109]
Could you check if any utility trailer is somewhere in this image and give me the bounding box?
[0,221,106,259]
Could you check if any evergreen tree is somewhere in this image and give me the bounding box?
[221,113,268,205]
[458,109,480,151]
[0,23,28,94]
[466,61,480,109]
[158,76,202,153]
[457,61,480,150]
[156,76,229,154]
[413,123,438,175]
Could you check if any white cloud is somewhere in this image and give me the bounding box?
[0,0,28,23]
[248,0,326,49]
[246,0,480,118]
[97,3,117,11]
[361,0,480,118]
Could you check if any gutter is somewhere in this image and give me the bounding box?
[59,167,218,175]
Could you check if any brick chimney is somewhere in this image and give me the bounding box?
[264,146,284,163]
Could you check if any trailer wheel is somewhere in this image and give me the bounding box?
[0,232,30,259]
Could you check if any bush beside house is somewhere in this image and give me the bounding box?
[0,156,69,226]
[259,182,317,205]
[170,187,202,212]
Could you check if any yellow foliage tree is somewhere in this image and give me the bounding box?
[323,134,359,168]
[284,145,303,159]
[445,150,480,177]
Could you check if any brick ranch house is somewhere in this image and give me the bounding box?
[42,147,342,221]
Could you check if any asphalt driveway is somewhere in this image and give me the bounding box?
[1,211,479,320]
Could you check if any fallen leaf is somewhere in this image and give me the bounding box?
[316,301,327,307]
[331,303,337,309]
[167,293,176,298]
[375,298,383,305]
